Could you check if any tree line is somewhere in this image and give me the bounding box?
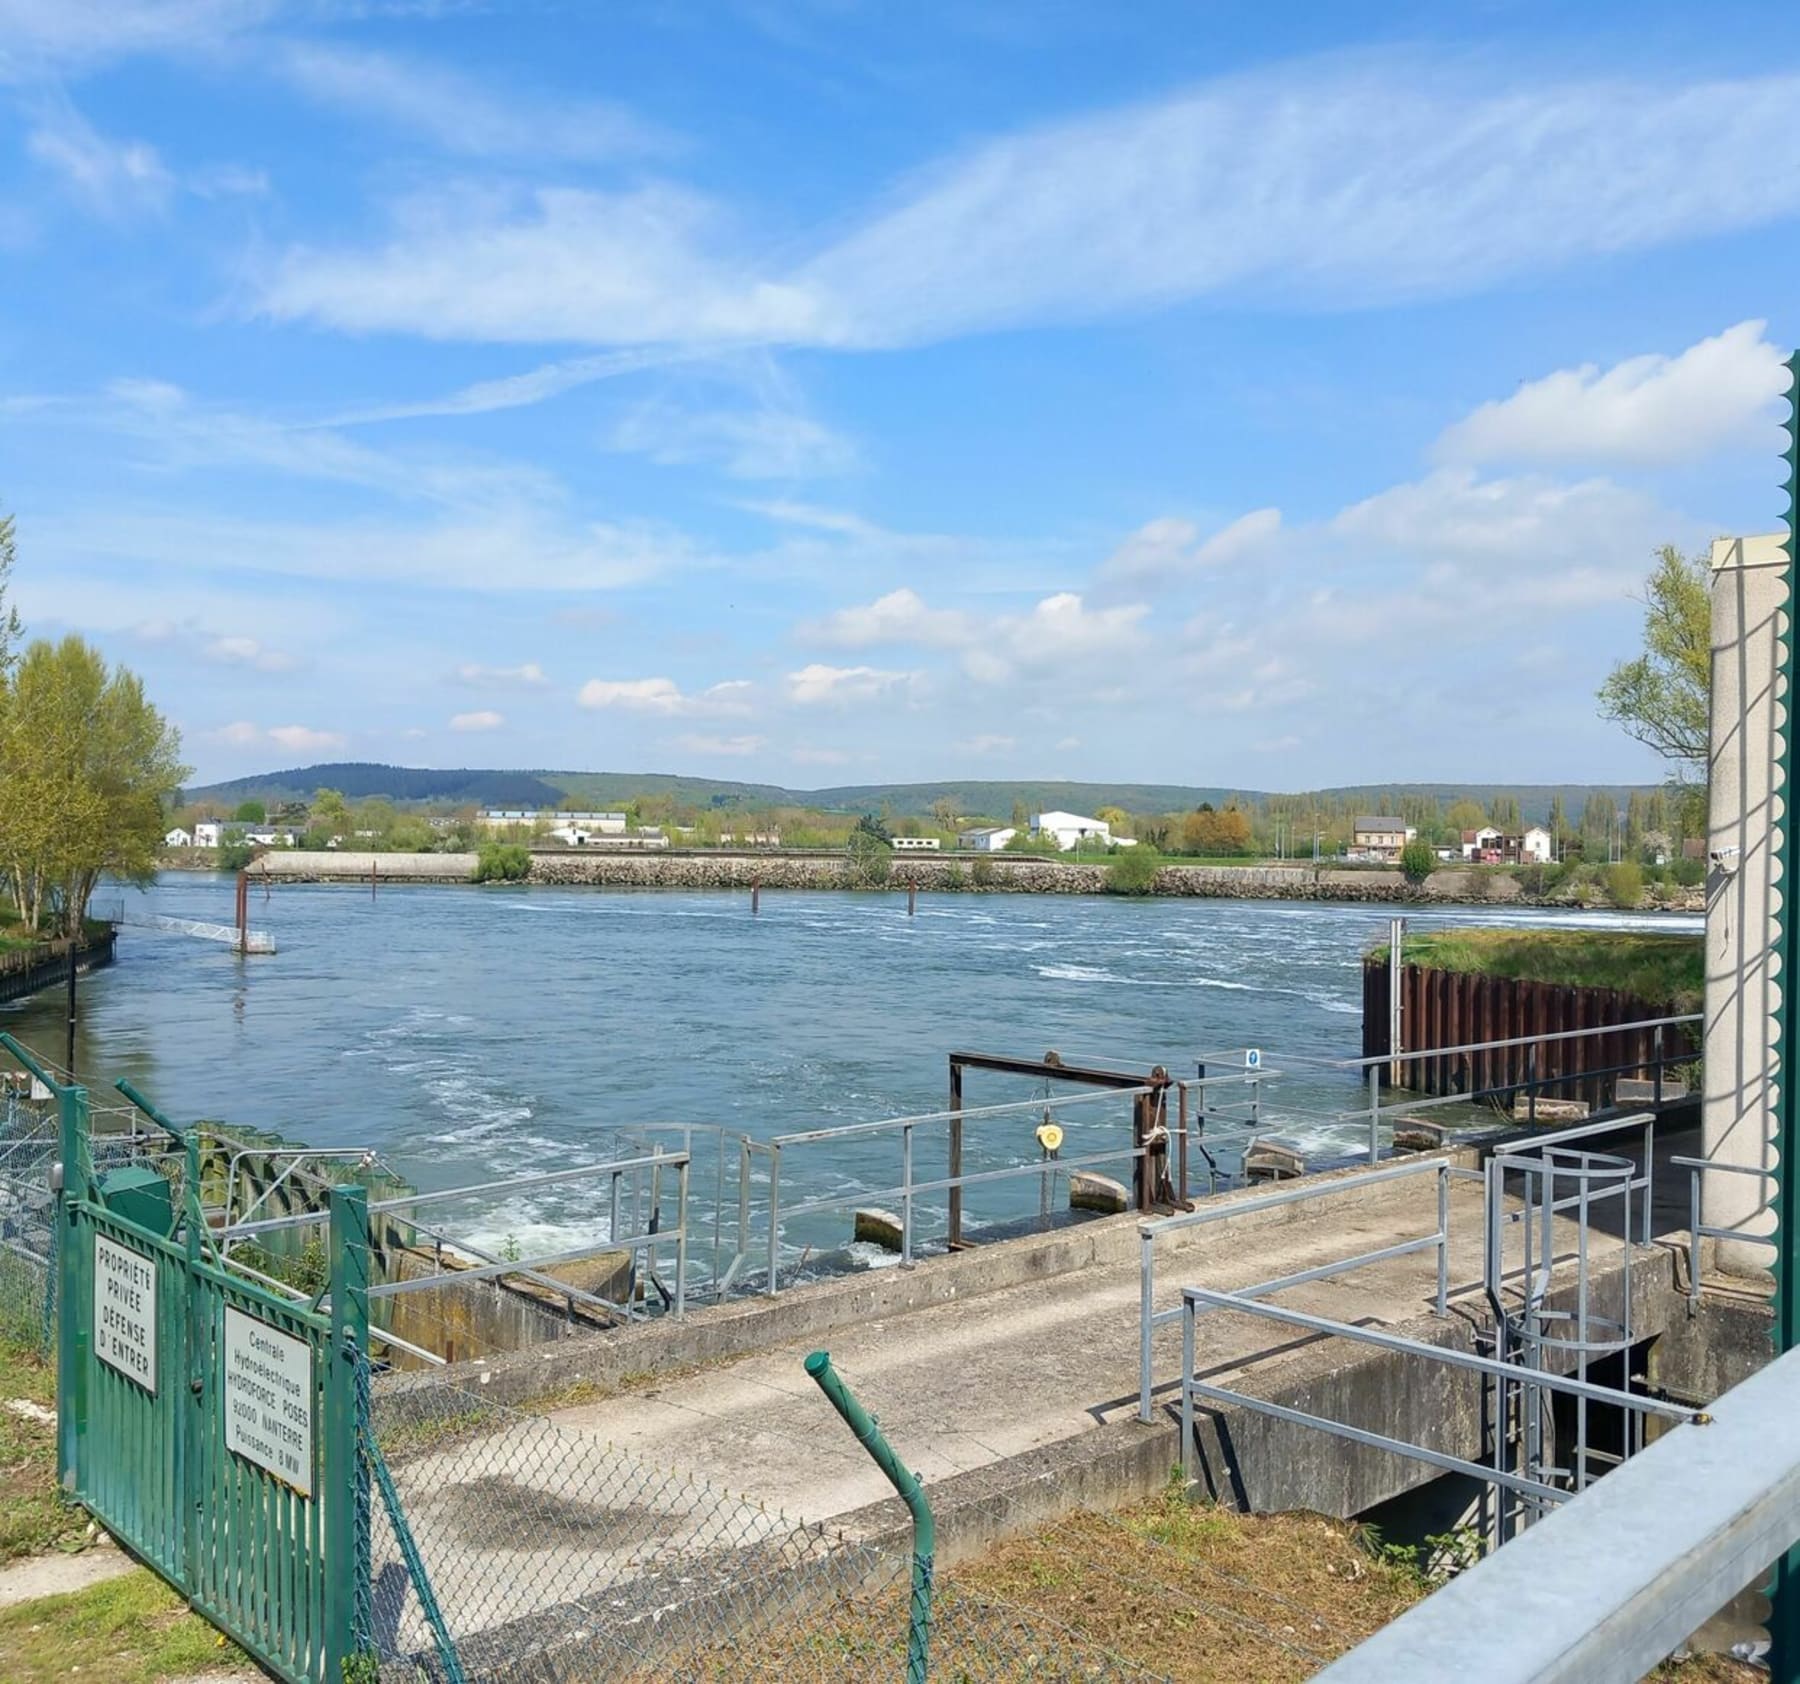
[0,515,186,937]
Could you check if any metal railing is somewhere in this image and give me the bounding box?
[758,1070,1273,1289]
[1309,1343,1800,1684]
[1150,1110,1676,1535]
[1311,1013,1698,1163]
[1672,1154,1779,1308]
[1136,1156,1467,1422]
[1175,1286,1700,1503]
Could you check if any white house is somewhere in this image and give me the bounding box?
[193,821,223,849]
[244,828,296,848]
[1030,811,1111,851]
[164,826,193,849]
[1460,826,1503,861]
[958,826,1016,852]
[1518,825,1554,865]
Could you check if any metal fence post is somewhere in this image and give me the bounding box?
[1179,1296,1196,1481]
[326,1184,372,1679]
[900,1124,914,1267]
[805,1352,933,1684]
[1436,1162,1450,1315]
[765,1145,782,1297]
[1366,1065,1381,1164]
[1138,1227,1156,1423]
[55,1078,86,1491]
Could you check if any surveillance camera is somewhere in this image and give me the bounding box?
[1711,846,1741,869]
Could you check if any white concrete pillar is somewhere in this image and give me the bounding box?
[1703,534,1787,1273]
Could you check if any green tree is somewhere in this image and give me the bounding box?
[1010,798,1029,829]
[311,788,352,836]
[1444,799,1489,834]
[1598,545,1710,773]
[0,636,187,933]
[234,799,267,824]
[1489,796,1521,831]
[1399,838,1436,883]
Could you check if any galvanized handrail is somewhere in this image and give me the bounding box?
[758,1070,1274,1287]
[1175,1285,1701,1500]
[1320,1011,1701,1072]
[1136,1155,1463,1422]
[1670,1154,1779,1307]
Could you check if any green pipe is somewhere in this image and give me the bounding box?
[804,1349,933,1683]
[112,1079,188,1144]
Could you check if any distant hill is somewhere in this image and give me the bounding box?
[186,763,566,808]
[183,763,1663,826]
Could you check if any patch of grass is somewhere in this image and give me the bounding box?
[622,1485,1758,1682]
[1369,927,1702,1010]
[0,1569,249,1683]
[0,1339,84,1563]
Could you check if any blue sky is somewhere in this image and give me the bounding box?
[1,1,1795,789]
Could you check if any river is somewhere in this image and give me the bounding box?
[4,877,1699,1259]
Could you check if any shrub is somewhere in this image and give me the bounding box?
[1605,861,1645,909]
[843,829,892,887]
[1670,856,1705,887]
[218,840,256,874]
[474,842,531,883]
[1105,846,1162,896]
[969,855,995,889]
[1399,839,1436,884]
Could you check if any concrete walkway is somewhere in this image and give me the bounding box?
[544,1168,1580,1527]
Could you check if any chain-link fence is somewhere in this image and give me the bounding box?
[361,1360,1161,1684]
[0,1081,58,1351]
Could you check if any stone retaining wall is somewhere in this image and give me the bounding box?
[234,849,1702,908]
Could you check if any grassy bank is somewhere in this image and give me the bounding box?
[1372,928,1703,1009]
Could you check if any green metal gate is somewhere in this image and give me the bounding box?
[15,1036,373,1684]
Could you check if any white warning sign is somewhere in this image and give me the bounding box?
[94,1234,158,1394]
[223,1307,314,1497]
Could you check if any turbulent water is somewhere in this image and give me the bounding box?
[6,877,1699,1258]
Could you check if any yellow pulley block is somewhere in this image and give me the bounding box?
[1035,1122,1064,1153]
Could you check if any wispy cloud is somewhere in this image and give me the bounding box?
[25,94,172,218]
[258,60,1800,350]
[612,401,855,480]
[277,40,669,162]
[1434,319,1790,466]
[0,0,271,79]
[260,182,828,345]
[449,709,504,732]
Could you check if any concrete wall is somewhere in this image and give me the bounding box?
[1704,534,1787,1272]
[253,851,478,882]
